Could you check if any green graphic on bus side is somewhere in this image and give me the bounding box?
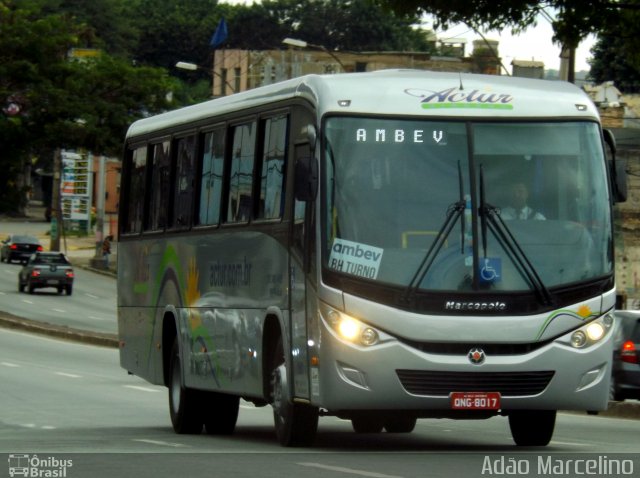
[148,246,226,387]
[535,305,597,341]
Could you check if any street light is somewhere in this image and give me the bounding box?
[175,61,236,97]
[282,37,346,71]
[175,61,199,71]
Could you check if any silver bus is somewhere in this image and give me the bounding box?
[118,70,626,447]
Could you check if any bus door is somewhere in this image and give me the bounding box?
[290,140,317,400]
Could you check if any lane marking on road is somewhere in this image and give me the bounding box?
[124,385,162,393]
[55,371,82,379]
[52,308,66,313]
[21,299,34,304]
[87,315,106,321]
[133,439,187,448]
[85,293,99,299]
[1,362,20,367]
[551,441,591,447]
[297,463,404,478]
[41,426,56,430]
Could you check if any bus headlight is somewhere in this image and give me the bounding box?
[320,303,385,347]
[570,313,614,349]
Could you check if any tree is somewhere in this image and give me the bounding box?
[589,32,640,93]
[378,0,639,81]
[256,0,434,52]
[0,0,174,215]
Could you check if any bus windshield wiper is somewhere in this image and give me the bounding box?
[403,162,465,304]
[478,166,553,306]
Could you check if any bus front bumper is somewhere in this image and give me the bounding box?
[310,317,613,414]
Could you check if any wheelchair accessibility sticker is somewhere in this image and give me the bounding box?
[479,257,501,284]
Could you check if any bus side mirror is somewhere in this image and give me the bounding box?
[295,156,318,202]
[604,129,627,203]
[612,160,628,203]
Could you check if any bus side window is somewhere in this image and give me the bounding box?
[172,135,197,229]
[123,146,147,234]
[198,129,225,226]
[257,115,288,220]
[227,122,256,223]
[148,141,171,231]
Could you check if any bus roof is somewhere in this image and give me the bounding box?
[126,69,599,140]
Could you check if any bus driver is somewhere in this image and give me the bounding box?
[501,182,546,220]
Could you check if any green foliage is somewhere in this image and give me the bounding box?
[244,0,433,52]
[378,0,622,48]
[589,34,640,93]
[0,0,174,215]
[1,0,472,214]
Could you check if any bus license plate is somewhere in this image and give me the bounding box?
[450,392,501,410]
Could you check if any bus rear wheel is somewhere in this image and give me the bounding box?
[270,336,318,446]
[508,410,556,446]
[168,339,203,434]
[203,392,239,435]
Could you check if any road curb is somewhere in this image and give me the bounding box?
[0,311,118,348]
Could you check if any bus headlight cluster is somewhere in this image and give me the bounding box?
[570,313,614,349]
[320,303,385,347]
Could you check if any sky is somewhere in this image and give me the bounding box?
[435,16,595,73]
[220,1,595,73]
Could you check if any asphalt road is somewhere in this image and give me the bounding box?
[0,258,117,335]
[1,329,639,478]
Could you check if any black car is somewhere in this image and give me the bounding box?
[610,310,640,401]
[18,252,74,295]
[1,234,43,264]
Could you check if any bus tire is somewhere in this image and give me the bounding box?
[351,416,384,433]
[203,392,239,435]
[168,339,203,434]
[270,336,318,446]
[384,415,417,433]
[508,410,555,446]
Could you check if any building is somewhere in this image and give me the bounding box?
[210,42,503,98]
[511,59,545,79]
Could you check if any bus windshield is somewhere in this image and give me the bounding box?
[323,117,612,294]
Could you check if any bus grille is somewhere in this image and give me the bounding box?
[396,370,555,397]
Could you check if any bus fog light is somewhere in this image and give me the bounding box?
[586,322,604,341]
[571,330,587,348]
[360,327,379,346]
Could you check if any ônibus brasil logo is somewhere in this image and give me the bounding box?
[405,87,514,110]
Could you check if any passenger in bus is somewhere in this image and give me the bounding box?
[501,182,546,220]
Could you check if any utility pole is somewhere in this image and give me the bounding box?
[90,154,106,269]
[49,148,61,252]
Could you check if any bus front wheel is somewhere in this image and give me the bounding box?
[270,337,318,446]
[168,339,203,434]
[508,410,556,446]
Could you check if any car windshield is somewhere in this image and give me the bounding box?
[322,117,613,294]
[34,255,69,265]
